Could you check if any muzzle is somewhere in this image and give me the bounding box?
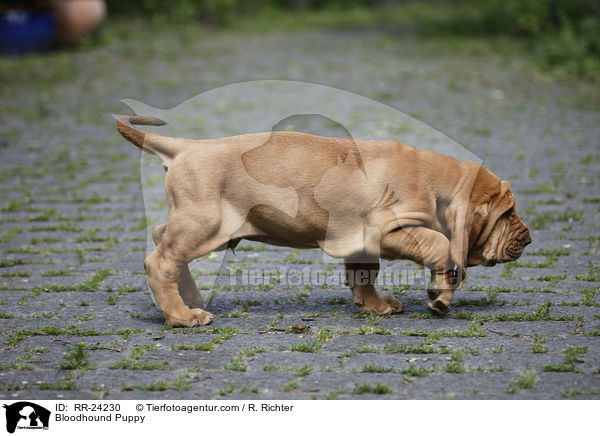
[504,227,531,260]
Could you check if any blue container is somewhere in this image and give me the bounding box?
[0,9,56,55]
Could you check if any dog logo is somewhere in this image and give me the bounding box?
[2,402,50,433]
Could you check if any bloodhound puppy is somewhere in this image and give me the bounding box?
[117,116,531,327]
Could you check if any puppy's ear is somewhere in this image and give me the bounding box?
[475,181,514,246]
[469,203,489,244]
[447,167,506,280]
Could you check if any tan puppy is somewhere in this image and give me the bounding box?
[117,115,531,327]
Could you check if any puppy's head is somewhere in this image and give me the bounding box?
[465,168,531,267]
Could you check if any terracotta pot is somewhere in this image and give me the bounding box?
[55,0,106,43]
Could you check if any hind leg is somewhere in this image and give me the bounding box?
[152,224,204,309]
[146,215,223,327]
[145,247,212,327]
[344,254,404,315]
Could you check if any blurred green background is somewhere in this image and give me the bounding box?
[98,0,600,80]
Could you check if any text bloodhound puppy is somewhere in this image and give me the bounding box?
[118,115,531,327]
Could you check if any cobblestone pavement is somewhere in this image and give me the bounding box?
[1,23,599,400]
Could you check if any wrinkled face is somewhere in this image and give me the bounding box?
[467,191,532,268]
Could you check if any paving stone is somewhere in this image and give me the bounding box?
[299,371,406,394]
[528,373,600,397]
[105,390,203,400]
[4,391,96,400]
[76,369,183,390]
[247,351,341,370]
[322,334,426,353]
[406,372,515,397]
[342,354,444,371]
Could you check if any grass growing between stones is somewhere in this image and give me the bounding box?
[576,262,600,282]
[290,330,333,353]
[384,343,437,354]
[561,389,600,399]
[531,334,549,354]
[30,269,113,293]
[353,382,393,395]
[276,365,314,392]
[507,367,537,393]
[1,271,30,278]
[292,365,312,377]
[38,380,78,391]
[322,390,344,400]
[454,302,573,322]
[59,342,90,369]
[542,346,588,372]
[219,385,259,396]
[355,364,393,373]
[4,325,143,348]
[0,353,36,371]
[189,330,235,350]
[400,365,436,377]
[224,356,248,372]
[278,380,300,392]
[123,375,190,392]
[109,344,172,370]
[444,350,466,374]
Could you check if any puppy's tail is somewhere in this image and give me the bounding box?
[117,115,181,167]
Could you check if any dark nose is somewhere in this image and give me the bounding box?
[523,231,532,246]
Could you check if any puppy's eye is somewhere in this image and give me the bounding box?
[501,208,515,219]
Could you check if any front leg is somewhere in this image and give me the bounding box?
[426,270,459,315]
[380,226,462,315]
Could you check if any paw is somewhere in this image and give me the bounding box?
[427,298,450,315]
[189,308,213,326]
[166,308,214,327]
[427,283,454,315]
[356,297,395,316]
[382,295,404,313]
[359,302,393,316]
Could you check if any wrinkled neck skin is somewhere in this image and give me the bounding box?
[437,160,500,273]
[424,156,474,237]
[476,219,508,266]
